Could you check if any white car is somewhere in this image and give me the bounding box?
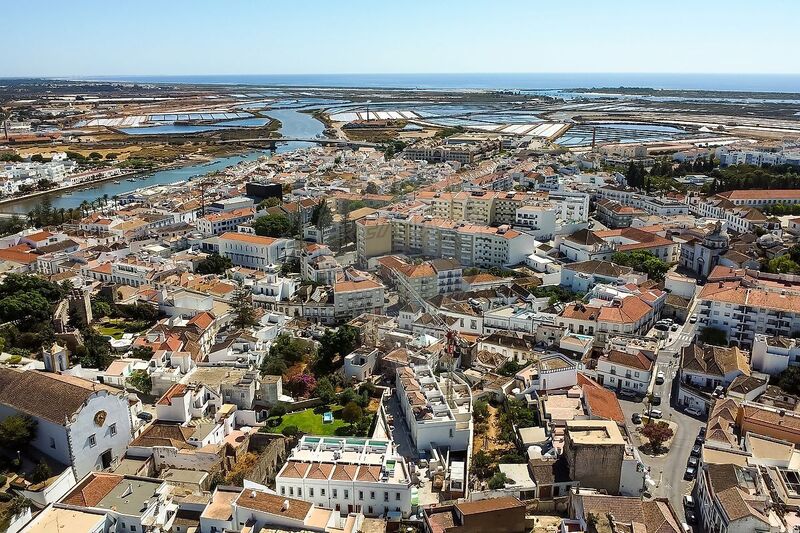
[656,371,666,384]
[648,409,663,419]
[689,314,698,323]
[685,406,703,417]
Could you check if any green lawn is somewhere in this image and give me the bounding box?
[97,324,125,339]
[264,406,374,436]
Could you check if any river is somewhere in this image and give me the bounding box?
[4,108,325,214]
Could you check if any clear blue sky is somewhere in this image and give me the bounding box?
[4,0,799,77]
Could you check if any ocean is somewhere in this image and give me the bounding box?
[78,73,800,93]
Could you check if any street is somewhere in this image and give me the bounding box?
[619,316,704,523]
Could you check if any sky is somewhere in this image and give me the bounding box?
[3,0,800,77]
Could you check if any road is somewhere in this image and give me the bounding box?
[619,316,704,522]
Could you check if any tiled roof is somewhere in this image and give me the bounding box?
[234,490,312,521]
[604,350,653,371]
[62,473,123,507]
[681,343,749,378]
[0,369,118,425]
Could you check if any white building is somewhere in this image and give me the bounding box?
[343,347,379,382]
[395,365,473,452]
[751,334,800,376]
[549,191,590,223]
[595,350,653,394]
[196,207,255,235]
[514,203,557,240]
[275,436,413,518]
[0,369,133,479]
[218,232,292,270]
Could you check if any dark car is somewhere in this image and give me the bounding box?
[698,426,707,436]
[695,434,705,445]
[684,467,696,481]
[651,394,662,406]
[688,456,699,468]
[137,411,153,421]
[691,444,702,457]
[632,413,642,424]
[619,390,638,400]
[685,509,697,524]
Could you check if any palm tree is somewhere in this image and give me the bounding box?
[66,208,74,222]
[112,195,119,211]
[79,200,90,217]
[58,208,65,224]
[27,210,35,227]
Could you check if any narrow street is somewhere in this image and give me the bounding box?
[619,317,704,521]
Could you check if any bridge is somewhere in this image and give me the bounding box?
[216,137,380,149]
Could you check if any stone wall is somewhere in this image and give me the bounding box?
[242,433,288,486]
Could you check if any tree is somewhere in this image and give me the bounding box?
[341,401,363,427]
[268,333,315,365]
[287,373,317,397]
[0,415,37,450]
[472,450,493,479]
[88,152,103,160]
[768,255,800,274]
[700,327,728,346]
[281,425,300,438]
[196,253,232,275]
[315,377,337,405]
[29,461,52,484]
[311,200,333,244]
[315,325,359,374]
[231,283,258,330]
[776,366,800,395]
[364,182,379,195]
[127,370,152,395]
[473,400,489,422]
[131,346,154,360]
[260,356,288,377]
[487,472,510,490]
[640,421,673,452]
[611,250,670,281]
[270,404,287,420]
[91,299,112,319]
[225,452,258,486]
[253,213,293,238]
[258,197,281,209]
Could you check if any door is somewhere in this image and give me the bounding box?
[100,449,113,469]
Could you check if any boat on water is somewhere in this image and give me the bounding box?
[127,178,137,182]
[113,180,121,184]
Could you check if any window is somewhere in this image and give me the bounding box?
[131,527,136,532]
[281,487,285,496]
[297,488,302,497]
[333,489,338,498]
[344,490,349,499]
[289,487,294,496]
[321,488,326,496]
[396,492,400,501]
[359,491,364,500]
[88,434,96,447]
[309,488,314,497]
[384,491,389,502]
[110,424,117,437]
[49,437,56,449]
[370,491,375,499]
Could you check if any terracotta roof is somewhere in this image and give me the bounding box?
[681,343,749,378]
[597,296,652,324]
[0,369,118,425]
[219,232,280,245]
[234,490,312,521]
[280,461,309,479]
[157,383,188,406]
[356,465,382,483]
[455,496,524,515]
[578,373,625,424]
[560,302,600,321]
[718,189,800,201]
[129,422,196,450]
[604,350,653,371]
[188,311,215,331]
[0,249,37,264]
[330,464,358,481]
[62,473,123,507]
[305,462,334,480]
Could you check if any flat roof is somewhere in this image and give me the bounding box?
[95,478,163,515]
[22,506,106,533]
[566,420,625,445]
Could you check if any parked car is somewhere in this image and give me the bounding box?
[688,456,699,468]
[698,425,706,436]
[683,495,695,509]
[686,509,697,524]
[655,371,665,385]
[649,409,663,419]
[684,467,696,481]
[632,413,642,424]
[689,314,698,323]
[691,444,702,457]
[137,411,153,421]
[671,324,679,331]
[619,390,638,400]
[651,393,662,406]
[684,406,703,417]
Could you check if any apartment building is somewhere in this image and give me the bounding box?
[333,268,385,320]
[717,145,800,168]
[395,365,473,452]
[696,276,800,348]
[560,260,639,293]
[431,258,463,294]
[514,203,557,240]
[364,215,536,268]
[218,232,292,270]
[596,199,647,228]
[549,190,590,223]
[301,243,343,285]
[593,227,680,264]
[196,207,255,235]
[693,195,772,234]
[376,255,438,301]
[596,187,689,217]
[403,138,499,164]
[275,436,413,518]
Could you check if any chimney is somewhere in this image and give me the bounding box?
[250,490,257,498]
[282,499,290,511]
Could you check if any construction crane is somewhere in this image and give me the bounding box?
[386,266,465,403]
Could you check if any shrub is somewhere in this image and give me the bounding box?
[281,425,300,438]
[5,355,21,365]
